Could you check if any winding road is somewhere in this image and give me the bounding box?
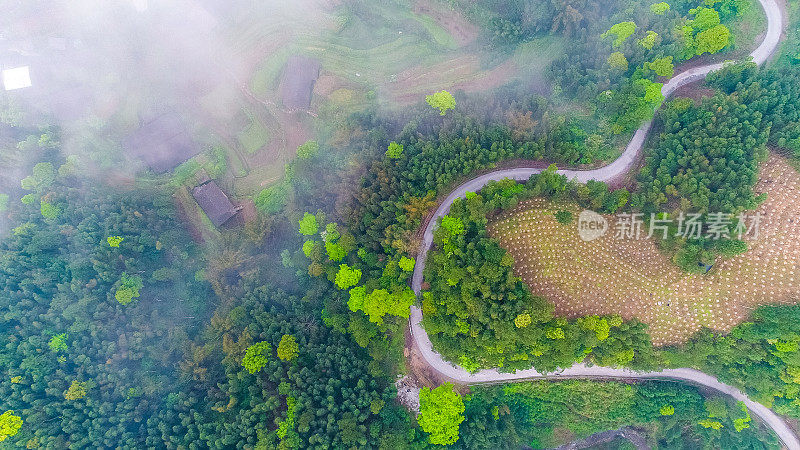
[408,0,797,447]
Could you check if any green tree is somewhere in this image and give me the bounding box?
[348,286,367,312]
[607,52,629,71]
[255,182,290,214]
[418,383,465,445]
[639,30,658,50]
[107,236,124,248]
[554,210,573,225]
[646,56,675,77]
[689,7,721,31]
[325,241,347,262]
[440,215,464,236]
[277,334,299,361]
[0,193,8,212]
[0,411,22,442]
[324,222,340,241]
[386,141,404,159]
[20,162,55,191]
[398,256,415,272]
[514,313,532,328]
[48,333,68,352]
[335,264,362,290]
[64,380,88,400]
[40,199,60,219]
[298,212,319,235]
[426,91,456,115]
[602,21,636,47]
[362,288,415,325]
[296,140,319,159]
[242,341,272,374]
[695,24,730,55]
[115,273,143,305]
[302,240,316,257]
[650,2,670,14]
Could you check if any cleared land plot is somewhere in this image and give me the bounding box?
[237,119,270,155]
[488,155,800,345]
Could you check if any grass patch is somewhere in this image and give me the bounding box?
[237,119,270,155]
[413,13,458,50]
[250,47,294,98]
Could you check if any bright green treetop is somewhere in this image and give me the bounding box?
[277,334,299,361]
[440,216,464,236]
[733,401,752,432]
[514,313,532,328]
[602,21,636,47]
[689,7,721,31]
[324,222,340,242]
[296,140,319,159]
[115,273,143,305]
[40,199,60,220]
[646,56,675,77]
[695,24,730,55]
[426,91,456,115]
[49,333,68,352]
[335,264,362,290]
[64,380,88,400]
[347,286,367,312]
[107,236,124,248]
[386,141,404,159]
[362,288,415,325]
[20,162,55,191]
[298,212,319,236]
[660,404,675,415]
[418,383,465,445]
[302,240,316,257]
[325,241,347,261]
[0,411,22,442]
[650,2,670,14]
[639,30,658,49]
[398,256,415,272]
[242,341,272,374]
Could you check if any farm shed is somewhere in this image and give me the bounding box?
[280,55,321,110]
[2,66,32,90]
[124,112,201,173]
[192,180,239,227]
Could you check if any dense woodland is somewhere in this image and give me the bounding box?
[2,3,800,447]
[422,176,654,372]
[459,380,778,449]
[0,161,209,447]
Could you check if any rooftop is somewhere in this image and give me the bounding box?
[124,112,202,173]
[192,180,238,227]
[280,55,321,110]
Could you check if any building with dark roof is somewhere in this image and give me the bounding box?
[192,180,239,227]
[125,112,201,173]
[280,55,321,111]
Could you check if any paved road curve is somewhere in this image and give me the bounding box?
[408,0,798,447]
